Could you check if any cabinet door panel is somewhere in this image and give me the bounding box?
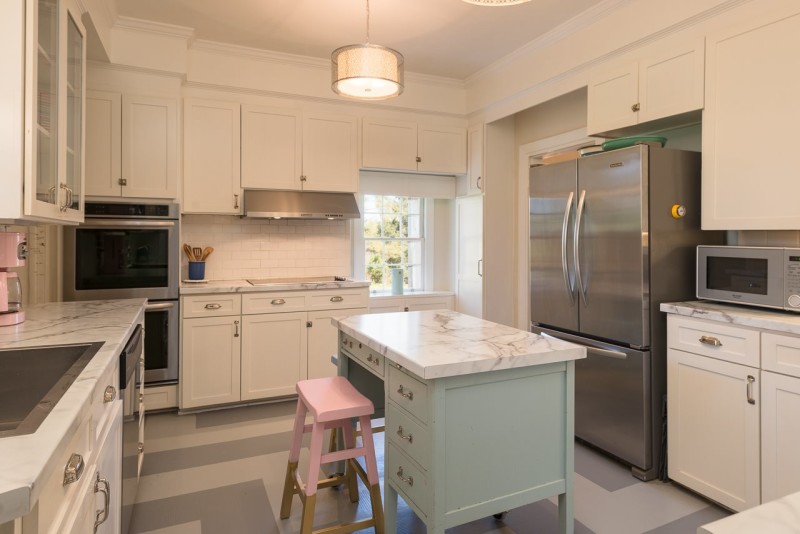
[241,312,306,400]
[467,124,483,195]
[241,105,302,190]
[586,63,638,135]
[417,125,466,174]
[123,95,177,198]
[308,308,366,380]
[362,118,417,171]
[667,348,760,511]
[761,370,800,502]
[638,39,704,124]
[85,91,121,196]
[302,113,357,192]
[181,316,241,408]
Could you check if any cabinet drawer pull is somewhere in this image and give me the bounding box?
[396,466,414,486]
[138,443,144,453]
[397,385,413,400]
[367,354,380,366]
[94,473,110,532]
[699,335,722,347]
[747,375,756,405]
[234,320,240,338]
[330,296,344,302]
[271,298,286,305]
[103,385,116,403]
[63,453,84,485]
[396,426,413,443]
[204,303,222,310]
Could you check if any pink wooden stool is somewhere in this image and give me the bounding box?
[279,376,384,534]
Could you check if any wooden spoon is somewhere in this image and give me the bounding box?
[200,246,214,261]
[183,244,194,261]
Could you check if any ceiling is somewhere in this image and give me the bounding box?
[112,0,604,80]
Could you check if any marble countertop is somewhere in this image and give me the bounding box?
[660,301,800,335]
[699,490,800,533]
[332,310,586,379]
[0,299,146,524]
[180,278,369,294]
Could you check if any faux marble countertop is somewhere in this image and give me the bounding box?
[332,310,586,380]
[660,301,800,335]
[180,278,369,294]
[0,299,146,524]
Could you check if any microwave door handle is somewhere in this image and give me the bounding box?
[561,191,575,305]
[574,189,588,305]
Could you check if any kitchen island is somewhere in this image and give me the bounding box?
[332,310,586,534]
[0,299,145,529]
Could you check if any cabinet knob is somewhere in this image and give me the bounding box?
[415,156,421,163]
[404,306,410,312]
[631,103,640,112]
[300,175,307,182]
[63,453,84,485]
[103,385,116,403]
[118,178,127,186]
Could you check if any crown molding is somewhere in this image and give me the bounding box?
[88,59,187,80]
[114,16,195,40]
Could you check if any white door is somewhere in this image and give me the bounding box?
[466,124,483,195]
[241,105,302,190]
[302,113,358,192]
[85,91,121,196]
[307,308,366,379]
[637,38,704,124]
[417,125,466,174]
[122,95,178,198]
[241,312,306,400]
[761,370,800,502]
[181,316,241,408]
[362,118,417,171]
[667,348,760,511]
[586,63,638,135]
[456,195,483,318]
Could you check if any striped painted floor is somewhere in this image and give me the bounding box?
[130,402,729,534]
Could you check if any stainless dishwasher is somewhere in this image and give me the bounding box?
[120,324,144,534]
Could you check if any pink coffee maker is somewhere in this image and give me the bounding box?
[0,232,27,326]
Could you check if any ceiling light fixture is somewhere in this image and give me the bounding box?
[331,0,404,100]
[462,0,532,5]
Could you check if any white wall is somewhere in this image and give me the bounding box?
[433,199,455,292]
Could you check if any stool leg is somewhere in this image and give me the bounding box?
[359,415,384,533]
[305,421,326,497]
[280,400,308,519]
[341,422,359,503]
[300,493,316,534]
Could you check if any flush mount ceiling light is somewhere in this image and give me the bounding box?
[331,0,404,100]
[462,0,532,4]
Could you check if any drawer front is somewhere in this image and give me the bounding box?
[387,402,430,470]
[762,332,800,378]
[309,288,369,311]
[386,442,429,518]
[388,363,429,424]
[242,291,307,314]
[667,315,759,367]
[183,294,241,318]
[341,333,385,377]
[91,360,119,441]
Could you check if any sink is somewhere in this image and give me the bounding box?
[247,276,348,286]
[0,342,104,438]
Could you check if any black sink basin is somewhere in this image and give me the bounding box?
[0,342,104,437]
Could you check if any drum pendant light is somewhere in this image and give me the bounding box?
[331,0,404,100]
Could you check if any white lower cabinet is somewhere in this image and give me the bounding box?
[307,308,363,379]
[181,315,242,409]
[241,312,306,400]
[368,295,454,314]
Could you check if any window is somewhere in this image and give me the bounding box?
[362,194,424,293]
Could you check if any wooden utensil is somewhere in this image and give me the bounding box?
[200,246,214,261]
[183,244,195,261]
[192,247,203,261]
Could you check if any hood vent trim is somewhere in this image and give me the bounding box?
[243,190,360,220]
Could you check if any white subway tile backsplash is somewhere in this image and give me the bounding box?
[182,215,351,281]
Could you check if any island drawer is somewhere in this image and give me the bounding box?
[388,363,429,424]
[308,288,368,311]
[387,402,430,470]
[386,442,429,518]
[341,333,385,377]
[183,294,241,318]
[242,291,307,314]
[667,315,759,367]
[762,331,800,378]
[91,359,119,442]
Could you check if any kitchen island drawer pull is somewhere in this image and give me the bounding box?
[204,303,222,310]
[94,473,110,531]
[397,385,413,400]
[699,335,723,347]
[330,296,344,302]
[396,426,413,443]
[271,298,286,305]
[103,385,116,403]
[396,466,414,486]
[63,453,84,485]
[367,354,380,366]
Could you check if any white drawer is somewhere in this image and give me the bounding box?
[91,359,118,442]
[242,291,307,314]
[667,315,760,367]
[762,332,800,378]
[341,333,384,377]
[387,402,430,470]
[388,363,429,424]
[308,288,368,311]
[183,294,241,318]
[386,442,429,518]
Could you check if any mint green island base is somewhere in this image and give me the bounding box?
[334,312,581,534]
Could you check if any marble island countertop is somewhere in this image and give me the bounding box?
[332,310,586,379]
[660,301,800,334]
[180,277,369,294]
[0,298,146,524]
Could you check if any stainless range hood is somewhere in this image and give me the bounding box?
[243,190,360,219]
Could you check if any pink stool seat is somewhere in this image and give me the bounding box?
[296,376,374,423]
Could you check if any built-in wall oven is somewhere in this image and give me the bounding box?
[64,201,180,384]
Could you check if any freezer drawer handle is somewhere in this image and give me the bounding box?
[397,385,414,400]
[561,191,575,304]
[588,346,628,360]
[747,375,756,405]
[699,335,722,347]
[574,189,588,305]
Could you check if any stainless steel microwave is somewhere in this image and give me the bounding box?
[697,245,800,312]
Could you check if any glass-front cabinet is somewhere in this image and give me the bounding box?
[24,0,85,222]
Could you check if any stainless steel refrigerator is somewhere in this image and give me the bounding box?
[529,144,722,480]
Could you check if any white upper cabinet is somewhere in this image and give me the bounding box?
[702,6,800,230]
[183,98,241,214]
[466,124,484,195]
[241,105,302,190]
[362,117,467,175]
[587,38,704,137]
[86,92,177,198]
[302,113,358,192]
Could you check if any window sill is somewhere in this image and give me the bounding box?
[369,290,455,300]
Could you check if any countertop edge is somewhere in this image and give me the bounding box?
[661,301,800,335]
[180,279,370,294]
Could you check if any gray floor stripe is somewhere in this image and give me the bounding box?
[142,432,294,476]
[194,401,297,429]
[574,443,639,493]
[643,505,729,534]
[130,480,277,533]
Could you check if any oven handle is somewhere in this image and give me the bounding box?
[145,302,176,311]
[80,220,176,228]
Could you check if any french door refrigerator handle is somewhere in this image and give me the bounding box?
[574,189,588,305]
[561,191,575,305]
